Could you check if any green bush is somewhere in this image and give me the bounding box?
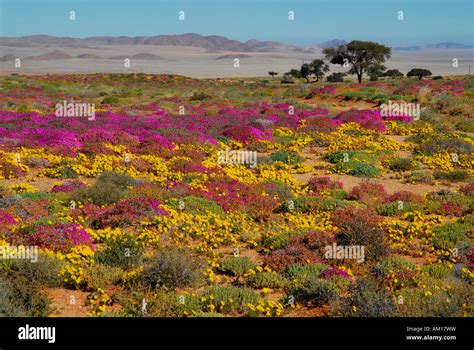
[376,201,415,216]
[431,222,470,250]
[421,264,452,279]
[96,234,144,269]
[339,278,396,317]
[168,196,224,215]
[433,170,471,182]
[220,256,256,281]
[0,274,51,317]
[389,158,418,171]
[83,263,124,290]
[246,271,288,289]
[406,171,434,184]
[270,151,303,165]
[200,286,259,314]
[78,171,136,206]
[2,255,64,288]
[284,263,328,281]
[396,280,471,317]
[142,248,204,289]
[288,278,338,306]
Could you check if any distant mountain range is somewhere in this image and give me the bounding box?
[394,42,474,51]
[0,34,471,53]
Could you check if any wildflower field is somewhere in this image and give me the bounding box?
[0,73,472,317]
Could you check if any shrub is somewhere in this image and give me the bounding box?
[168,196,224,215]
[264,245,322,271]
[82,263,124,290]
[396,280,471,317]
[433,170,471,183]
[376,202,415,216]
[0,274,51,317]
[332,206,389,262]
[389,158,418,171]
[200,286,259,314]
[11,222,94,253]
[339,278,396,317]
[96,234,143,269]
[307,176,343,193]
[82,171,136,206]
[421,264,451,279]
[459,182,474,196]
[326,72,345,82]
[346,162,380,177]
[3,254,64,287]
[270,151,303,165]
[431,222,470,250]
[246,271,288,289]
[142,248,204,289]
[277,196,320,214]
[288,278,338,306]
[220,256,256,281]
[284,263,329,281]
[349,181,386,206]
[90,196,168,229]
[406,170,434,184]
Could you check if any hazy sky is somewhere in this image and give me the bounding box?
[0,0,472,46]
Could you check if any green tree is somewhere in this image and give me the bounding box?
[407,68,432,80]
[323,40,391,83]
[299,59,330,83]
[384,69,404,78]
[268,71,278,79]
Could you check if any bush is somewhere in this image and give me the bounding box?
[142,248,204,289]
[307,176,343,193]
[246,271,288,289]
[431,222,470,250]
[326,72,345,82]
[346,162,380,177]
[389,158,418,171]
[96,234,143,269]
[0,273,51,317]
[406,170,434,184]
[288,278,338,306]
[82,171,136,206]
[168,196,224,215]
[376,202,415,216]
[220,256,256,281]
[349,181,386,207]
[332,206,389,262]
[421,264,451,279]
[277,196,320,214]
[3,254,64,287]
[396,280,471,317]
[284,263,329,281]
[82,263,124,290]
[200,286,259,314]
[270,151,303,165]
[339,278,396,317]
[433,170,471,182]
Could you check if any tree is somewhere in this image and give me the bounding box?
[407,68,432,80]
[287,69,302,79]
[384,69,404,78]
[299,59,330,83]
[268,71,278,79]
[323,40,391,83]
[326,72,346,82]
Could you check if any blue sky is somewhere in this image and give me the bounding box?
[0,0,472,45]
